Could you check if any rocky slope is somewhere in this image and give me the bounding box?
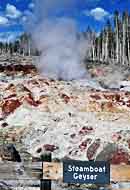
[1,55,130,189]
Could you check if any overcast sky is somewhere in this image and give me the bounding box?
[0,0,129,42]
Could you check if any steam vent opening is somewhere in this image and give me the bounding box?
[32,23,90,81]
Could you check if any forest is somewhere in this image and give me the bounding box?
[0,10,130,66]
[0,33,33,56]
[90,10,130,65]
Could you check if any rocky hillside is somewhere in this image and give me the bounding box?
[0,55,130,189]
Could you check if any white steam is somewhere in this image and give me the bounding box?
[30,0,91,80]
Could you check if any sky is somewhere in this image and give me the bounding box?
[0,0,130,42]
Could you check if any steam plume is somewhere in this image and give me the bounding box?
[30,0,91,80]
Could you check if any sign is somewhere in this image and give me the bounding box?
[63,160,110,184]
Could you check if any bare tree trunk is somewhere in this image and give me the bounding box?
[126,15,130,64]
[102,32,105,61]
[122,20,126,65]
[97,38,100,60]
[28,39,31,56]
[92,45,95,61]
[104,30,109,62]
[119,41,122,64]
[115,22,119,63]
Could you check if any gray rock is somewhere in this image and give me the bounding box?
[96,143,118,161]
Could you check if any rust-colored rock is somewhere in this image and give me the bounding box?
[60,93,70,103]
[79,126,93,136]
[104,94,120,102]
[43,144,59,152]
[90,94,101,100]
[2,99,21,115]
[112,133,122,142]
[5,83,15,91]
[24,94,41,107]
[87,139,101,160]
[79,138,92,151]
[101,102,119,112]
[127,139,130,149]
[110,149,130,164]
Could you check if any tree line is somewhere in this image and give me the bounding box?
[0,33,36,56]
[1,10,130,65]
[89,10,130,65]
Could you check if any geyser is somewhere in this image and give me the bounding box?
[30,0,91,80]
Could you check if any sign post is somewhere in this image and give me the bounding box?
[63,161,110,185]
[40,153,52,190]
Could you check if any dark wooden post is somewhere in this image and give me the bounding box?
[40,152,52,190]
